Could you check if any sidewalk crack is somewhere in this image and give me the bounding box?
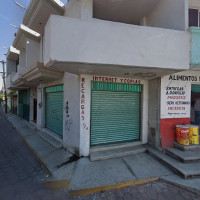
[122,157,138,180]
[56,154,80,169]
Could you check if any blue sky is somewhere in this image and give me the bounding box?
[0,0,67,90]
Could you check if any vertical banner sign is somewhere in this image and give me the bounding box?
[80,77,89,131]
[161,74,194,119]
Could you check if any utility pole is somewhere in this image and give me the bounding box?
[0,60,7,113]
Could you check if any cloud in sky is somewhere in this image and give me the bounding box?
[0,14,10,22]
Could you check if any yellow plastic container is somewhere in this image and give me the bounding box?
[179,139,190,146]
[189,125,199,145]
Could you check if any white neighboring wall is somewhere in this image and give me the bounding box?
[63,72,80,155]
[37,84,44,130]
[64,0,93,20]
[39,37,44,63]
[147,0,188,31]
[18,50,26,71]
[6,60,16,76]
[26,39,41,68]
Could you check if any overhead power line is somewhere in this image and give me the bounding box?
[14,1,27,10]
[10,24,18,29]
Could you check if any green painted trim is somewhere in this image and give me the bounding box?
[18,89,30,121]
[189,63,200,66]
[190,27,200,33]
[91,81,142,92]
[192,84,200,92]
[46,85,64,93]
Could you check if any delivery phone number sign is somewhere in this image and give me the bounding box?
[161,74,194,119]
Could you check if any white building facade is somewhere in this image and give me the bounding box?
[7,0,199,157]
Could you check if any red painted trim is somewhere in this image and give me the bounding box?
[160,118,190,151]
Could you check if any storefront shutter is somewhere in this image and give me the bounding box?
[45,85,64,136]
[18,103,23,118]
[91,81,141,146]
[18,89,30,121]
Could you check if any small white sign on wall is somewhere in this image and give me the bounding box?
[160,72,200,119]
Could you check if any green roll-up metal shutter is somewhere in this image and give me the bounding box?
[18,103,23,118]
[18,89,30,121]
[18,90,24,117]
[45,85,64,136]
[91,81,141,146]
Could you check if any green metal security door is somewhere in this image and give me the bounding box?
[91,81,141,146]
[45,85,64,136]
[18,89,30,121]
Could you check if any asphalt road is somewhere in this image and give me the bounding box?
[0,107,70,200]
[73,181,200,200]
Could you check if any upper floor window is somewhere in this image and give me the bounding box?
[189,8,199,27]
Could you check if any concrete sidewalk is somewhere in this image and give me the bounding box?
[5,112,200,196]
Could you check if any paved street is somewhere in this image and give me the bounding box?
[0,106,200,200]
[0,107,70,200]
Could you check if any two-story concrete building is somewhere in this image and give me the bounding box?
[7,0,199,158]
[157,0,200,151]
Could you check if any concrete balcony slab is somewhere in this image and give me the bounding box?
[7,72,28,90]
[44,16,190,79]
[21,62,64,86]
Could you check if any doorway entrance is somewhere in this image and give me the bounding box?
[191,84,200,125]
[33,98,37,123]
